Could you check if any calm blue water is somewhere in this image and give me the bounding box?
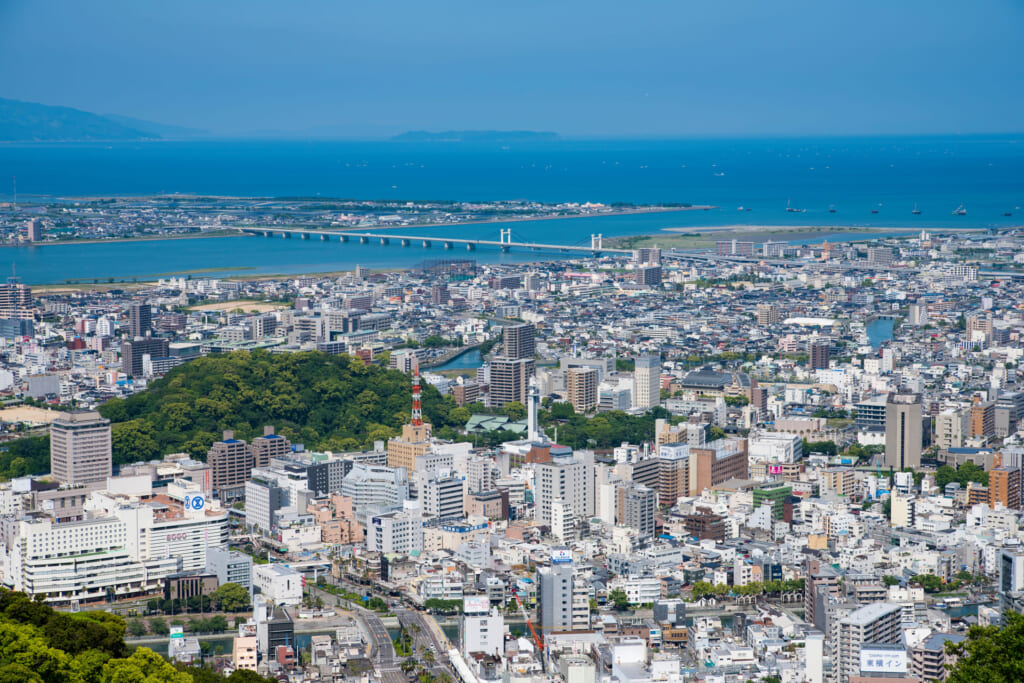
[2,136,1021,284]
[3,137,1022,221]
[866,318,896,348]
[431,348,483,371]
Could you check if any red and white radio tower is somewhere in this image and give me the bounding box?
[411,362,423,427]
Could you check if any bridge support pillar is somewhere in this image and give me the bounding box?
[380,237,389,246]
[467,243,475,251]
[339,234,348,243]
[283,232,291,239]
[501,246,510,253]
[320,234,329,241]
[422,240,432,248]
[360,236,369,244]
[263,230,271,237]
[444,241,453,250]
[301,233,309,240]
[401,238,410,247]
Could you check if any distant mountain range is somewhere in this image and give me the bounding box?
[391,130,559,142]
[0,98,206,142]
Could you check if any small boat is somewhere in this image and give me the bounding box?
[953,204,967,216]
[786,198,805,213]
[737,206,745,211]
[1004,212,1013,217]
[828,205,837,213]
[912,203,921,215]
[871,209,879,214]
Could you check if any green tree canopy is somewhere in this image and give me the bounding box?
[211,583,250,613]
[947,610,1024,683]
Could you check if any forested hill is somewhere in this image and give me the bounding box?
[98,350,461,465]
[0,587,273,682]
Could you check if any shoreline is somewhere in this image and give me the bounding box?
[658,224,989,234]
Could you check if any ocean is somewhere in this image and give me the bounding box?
[1,136,1021,283]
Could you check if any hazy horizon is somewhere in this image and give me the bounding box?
[2,0,1022,139]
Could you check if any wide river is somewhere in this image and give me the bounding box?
[6,221,917,285]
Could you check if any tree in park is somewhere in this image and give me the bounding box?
[212,582,251,612]
[608,589,630,610]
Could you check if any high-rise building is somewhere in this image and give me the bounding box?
[538,562,574,635]
[935,410,965,450]
[129,302,152,338]
[989,465,1022,510]
[566,366,598,414]
[885,394,923,470]
[489,357,535,407]
[688,439,748,496]
[251,426,291,468]
[912,633,965,683]
[422,473,464,521]
[616,483,657,540]
[867,246,895,266]
[634,247,661,266]
[809,340,831,370]
[0,278,33,319]
[908,303,929,326]
[756,303,781,326]
[833,602,903,683]
[24,219,43,242]
[633,355,661,410]
[430,285,450,306]
[969,396,996,438]
[49,411,112,485]
[503,323,536,360]
[208,430,254,501]
[635,265,663,287]
[535,453,594,530]
[122,336,170,377]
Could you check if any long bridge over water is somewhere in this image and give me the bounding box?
[238,227,1024,279]
[238,226,634,257]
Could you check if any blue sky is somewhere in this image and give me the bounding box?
[1,0,1022,137]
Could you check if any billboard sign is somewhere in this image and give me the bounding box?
[463,596,490,615]
[860,648,907,674]
[551,548,573,564]
[170,626,184,640]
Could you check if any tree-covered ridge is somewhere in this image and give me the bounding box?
[0,588,271,682]
[98,350,462,464]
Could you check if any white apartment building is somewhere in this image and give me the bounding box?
[748,432,803,464]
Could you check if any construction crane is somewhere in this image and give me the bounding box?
[510,587,546,673]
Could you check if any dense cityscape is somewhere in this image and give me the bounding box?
[0,218,1020,682]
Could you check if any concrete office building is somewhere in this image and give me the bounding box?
[422,473,464,521]
[49,411,112,485]
[633,355,661,410]
[970,397,996,438]
[489,357,535,407]
[206,547,253,594]
[245,477,285,533]
[885,394,923,471]
[534,453,594,531]
[635,265,662,287]
[503,323,536,360]
[366,508,423,554]
[689,439,748,496]
[566,366,599,414]
[208,431,254,501]
[128,302,152,338]
[340,463,410,522]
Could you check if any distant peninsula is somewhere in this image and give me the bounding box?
[391,130,559,143]
[0,98,205,142]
